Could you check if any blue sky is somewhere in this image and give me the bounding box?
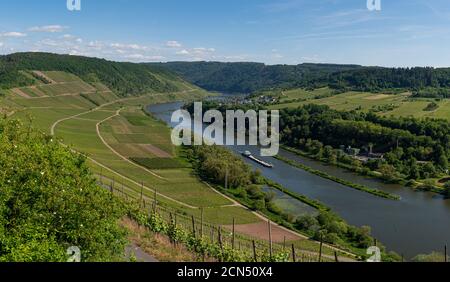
[1,0,450,67]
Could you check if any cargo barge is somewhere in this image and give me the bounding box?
[241,151,274,168]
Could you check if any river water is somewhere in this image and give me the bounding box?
[147,101,450,259]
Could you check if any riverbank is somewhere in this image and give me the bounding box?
[148,100,450,259]
[281,145,446,196]
[274,154,401,200]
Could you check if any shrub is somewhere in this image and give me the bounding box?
[0,119,127,262]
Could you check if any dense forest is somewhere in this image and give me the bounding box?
[156,61,450,95]
[279,105,449,182]
[0,52,185,96]
[0,118,127,262]
[153,61,361,93]
[323,67,450,93]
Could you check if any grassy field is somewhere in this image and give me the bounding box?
[270,88,450,120]
[4,71,261,221]
[1,71,353,259]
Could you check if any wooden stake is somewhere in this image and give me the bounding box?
[445,245,448,263]
[291,244,296,263]
[218,227,223,247]
[140,181,144,203]
[232,218,236,250]
[191,216,196,238]
[268,220,273,259]
[319,234,323,262]
[200,208,204,239]
[334,251,339,263]
[252,240,258,262]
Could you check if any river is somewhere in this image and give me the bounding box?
[147,101,450,259]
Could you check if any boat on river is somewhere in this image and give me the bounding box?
[241,151,274,168]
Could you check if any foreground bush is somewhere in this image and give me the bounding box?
[0,119,127,262]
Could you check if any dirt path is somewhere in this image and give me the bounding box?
[125,243,159,262]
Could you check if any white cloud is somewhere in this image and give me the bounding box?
[176,49,190,55]
[1,32,27,37]
[166,40,182,48]
[87,41,104,50]
[29,25,68,33]
[193,47,215,53]
[301,54,321,63]
[110,43,149,51]
[1,30,239,63]
[0,42,4,47]
[271,49,283,59]
[124,54,165,61]
[176,47,216,59]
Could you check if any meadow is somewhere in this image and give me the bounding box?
[270,88,450,120]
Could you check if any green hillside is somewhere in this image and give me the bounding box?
[0,52,189,97]
[155,61,450,97]
[152,61,362,93]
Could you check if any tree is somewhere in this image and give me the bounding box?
[408,160,420,180]
[379,164,398,182]
[294,215,318,231]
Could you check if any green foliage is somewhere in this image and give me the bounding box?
[187,145,254,188]
[127,207,292,262]
[278,104,449,179]
[0,52,184,96]
[412,252,448,262]
[423,102,439,111]
[154,61,361,94]
[413,87,450,99]
[156,61,450,95]
[294,211,374,249]
[0,119,127,262]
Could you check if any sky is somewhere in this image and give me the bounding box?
[1,0,450,67]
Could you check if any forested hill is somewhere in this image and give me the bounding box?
[324,67,450,93]
[0,52,186,96]
[151,61,362,93]
[154,61,450,95]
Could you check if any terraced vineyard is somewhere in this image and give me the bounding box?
[1,71,352,261]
